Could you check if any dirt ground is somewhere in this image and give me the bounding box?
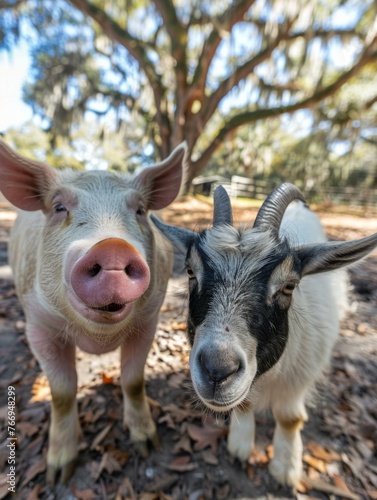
[0,196,376,500]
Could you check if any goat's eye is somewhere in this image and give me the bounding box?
[281,283,296,296]
[136,206,146,216]
[187,267,195,279]
[54,203,67,213]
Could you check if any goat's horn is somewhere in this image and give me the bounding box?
[213,185,233,226]
[253,183,307,233]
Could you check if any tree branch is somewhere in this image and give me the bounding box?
[190,0,256,93]
[192,46,377,177]
[0,0,27,9]
[68,0,160,91]
[68,0,173,157]
[200,23,294,125]
[200,25,362,126]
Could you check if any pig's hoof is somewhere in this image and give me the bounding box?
[125,415,159,456]
[132,429,160,457]
[47,458,77,486]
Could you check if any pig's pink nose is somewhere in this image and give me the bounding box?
[71,238,150,310]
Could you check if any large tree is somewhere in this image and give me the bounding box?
[1,0,377,182]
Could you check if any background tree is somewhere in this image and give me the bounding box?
[1,0,376,184]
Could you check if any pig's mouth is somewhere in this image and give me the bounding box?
[91,303,125,313]
[67,287,135,325]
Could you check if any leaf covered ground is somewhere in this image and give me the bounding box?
[0,197,376,500]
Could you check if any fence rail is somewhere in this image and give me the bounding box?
[193,176,377,207]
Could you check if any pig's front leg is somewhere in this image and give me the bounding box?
[27,328,81,484]
[120,318,159,457]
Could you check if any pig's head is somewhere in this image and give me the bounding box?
[0,140,186,342]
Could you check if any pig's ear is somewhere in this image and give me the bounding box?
[0,140,57,211]
[133,142,187,210]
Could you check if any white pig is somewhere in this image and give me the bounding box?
[0,140,186,484]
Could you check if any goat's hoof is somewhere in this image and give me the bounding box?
[227,440,253,463]
[269,457,302,488]
[46,458,77,486]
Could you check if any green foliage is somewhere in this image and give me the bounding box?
[0,0,376,186]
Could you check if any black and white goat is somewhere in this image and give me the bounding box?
[152,183,377,487]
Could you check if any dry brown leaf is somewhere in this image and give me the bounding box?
[202,449,219,465]
[116,476,136,500]
[215,482,231,500]
[82,410,95,424]
[30,374,51,403]
[333,474,353,494]
[91,407,106,423]
[90,422,113,450]
[7,371,23,385]
[20,457,46,488]
[172,435,192,455]
[158,413,176,430]
[296,480,309,493]
[24,435,45,456]
[306,441,341,462]
[147,396,162,409]
[71,487,97,500]
[247,464,255,480]
[0,406,8,421]
[139,494,159,500]
[94,452,122,480]
[144,474,179,493]
[301,474,360,500]
[160,305,175,312]
[265,443,274,459]
[171,322,187,331]
[25,483,43,500]
[159,493,175,500]
[0,474,10,500]
[167,455,198,472]
[248,448,269,466]
[307,466,321,480]
[107,447,130,466]
[164,404,192,423]
[102,372,115,384]
[167,373,187,389]
[17,421,39,438]
[303,454,327,473]
[187,422,227,453]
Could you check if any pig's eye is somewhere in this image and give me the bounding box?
[54,203,67,213]
[136,206,146,216]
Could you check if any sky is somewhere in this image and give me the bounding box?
[0,42,33,132]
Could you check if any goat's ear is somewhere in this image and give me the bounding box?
[297,233,377,276]
[150,215,196,256]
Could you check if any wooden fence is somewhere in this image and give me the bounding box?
[193,175,377,207]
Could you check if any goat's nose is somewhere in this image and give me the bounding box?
[199,350,240,384]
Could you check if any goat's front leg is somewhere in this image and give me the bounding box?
[269,398,308,488]
[120,318,158,457]
[227,404,255,462]
[28,328,80,485]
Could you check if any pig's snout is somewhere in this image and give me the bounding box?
[71,238,150,312]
